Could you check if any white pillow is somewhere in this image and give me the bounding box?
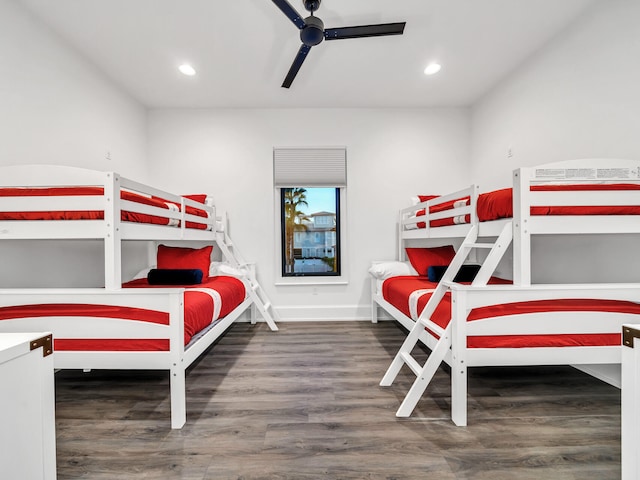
[218,264,249,278]
[209,261,249,278]
[368,261,417,280]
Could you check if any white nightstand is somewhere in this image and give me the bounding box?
[0,332,56,480]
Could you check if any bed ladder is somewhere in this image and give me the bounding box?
[216,224,279,331]
[380,222,513,419]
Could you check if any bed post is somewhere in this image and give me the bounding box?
[513,168,531,286]
[147,242,157,269]
[371,276,378,323]
[397,211,403,262]
[450,288,468,426]
[467,185,481,263]
[103,172,122,289]
[169,292,187,429]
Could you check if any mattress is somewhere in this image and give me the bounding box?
[381,275,640,348]
[414,183,640,228]
[0,276,246,351]
[0,187,210,229]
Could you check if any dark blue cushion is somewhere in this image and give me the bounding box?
[427,264,481,283]
[147,268,203,285]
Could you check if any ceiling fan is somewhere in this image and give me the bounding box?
[271,0,406,88]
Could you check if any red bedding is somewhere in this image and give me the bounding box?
[381,276,640,348]
[415,195,470,228]
[0,276,246,351]
[0,187,210,229]
[415,183,640,228]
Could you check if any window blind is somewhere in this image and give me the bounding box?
[273,147,347,187]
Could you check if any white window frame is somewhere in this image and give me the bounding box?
[273,187,348,286]
[273,147,348,286]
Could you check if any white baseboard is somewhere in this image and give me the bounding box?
[270,304,395,322]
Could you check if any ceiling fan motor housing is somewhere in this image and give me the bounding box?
[300,15,325,46]
[303,0,321,12]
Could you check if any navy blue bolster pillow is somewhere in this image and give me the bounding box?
[427,264,481,283]
[147,268,203,285]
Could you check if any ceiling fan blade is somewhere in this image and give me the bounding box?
[324,22,406,40]
[271,0,306,29]
[282,44,312,88]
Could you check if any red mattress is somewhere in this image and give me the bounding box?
[0,187,209,229]
[415,183,640,228]
[0,276,246,352]
[381,276,640,348]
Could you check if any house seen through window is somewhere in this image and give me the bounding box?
[281,187,340,277]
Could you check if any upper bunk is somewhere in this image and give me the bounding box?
[0,164,218,242]
[0,164,220,288]
[398,158,640,285]
[400,158,640,241]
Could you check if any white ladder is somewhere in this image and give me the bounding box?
[216,218,279,331]
[380,222,513,417]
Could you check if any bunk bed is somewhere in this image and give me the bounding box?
[372,158,640,426]
[0,164,279,429]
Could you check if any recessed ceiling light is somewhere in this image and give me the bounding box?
[178,64,196,76]
[424,63,441,76]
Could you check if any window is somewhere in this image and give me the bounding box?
[280,187,340,277]
[274,147,346,282]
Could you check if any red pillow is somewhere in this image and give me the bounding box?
[417,195,439,203]
[157,245,213,277]
[405,246,456,276]
[183,194,207,204]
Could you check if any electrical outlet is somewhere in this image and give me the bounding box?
[105,151,112,161]
[507,147,513,159]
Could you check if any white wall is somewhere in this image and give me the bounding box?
[0,0,149,287]
[472,0,640,183]
[148,108,470,320]
[4,0,638,306]
[0,0,147,176]
[470,0,640,283]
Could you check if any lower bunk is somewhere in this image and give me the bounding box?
[372,273,640,425]
[0,275,250,429]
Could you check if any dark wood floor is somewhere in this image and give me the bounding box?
[54,321,621,479]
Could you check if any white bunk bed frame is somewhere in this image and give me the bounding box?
[0,164,279,428]
[374,158,640,426]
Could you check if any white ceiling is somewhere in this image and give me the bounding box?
[18,0,596,109]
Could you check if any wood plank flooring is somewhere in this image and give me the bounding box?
[54,321,621,479]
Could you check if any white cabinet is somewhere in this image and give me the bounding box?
[622,324,640,480]
[0,332,56,480]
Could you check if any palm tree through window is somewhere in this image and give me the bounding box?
[281,187,340,277]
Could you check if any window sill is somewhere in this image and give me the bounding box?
[275,277,348,286]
